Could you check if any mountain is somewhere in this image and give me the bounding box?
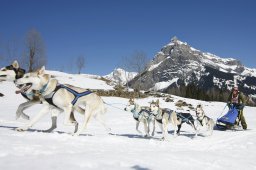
[104,68,137,85]
[128,37,256,99]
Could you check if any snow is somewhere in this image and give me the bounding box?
[151,78,179,91]
[241,68,256,77]
[148,61,163,71]
[190,47,200,52]
[203,52,235,62]
[104,68,137,85]
[219,68,228,73]
[46,70,113,90]
[166,42,175,46]
[1,71,256,170]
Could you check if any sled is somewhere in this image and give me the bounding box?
[216,105,240,130]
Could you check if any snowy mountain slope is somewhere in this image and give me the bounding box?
[46,70,114,90]
[129,37,256,96]
[104,68,137,85]
[0,71,256,170]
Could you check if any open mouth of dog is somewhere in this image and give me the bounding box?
[15,83,32,94]
[0,75,7,78]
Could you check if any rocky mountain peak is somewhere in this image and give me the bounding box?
[129,38,256,98]
[104,68,137,85]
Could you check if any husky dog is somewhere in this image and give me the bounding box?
[149,99,178,140]
[124,98,155,137]
[0,61,66,132]
[195,104,214,136]
[176,109,197,136]
[14,66,110,136]
[0,60,42,121]
[0,61,25,82]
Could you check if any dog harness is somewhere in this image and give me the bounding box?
[44,84,92,108]
[197,115,211,126]
[197,117,204,126]
[153,109,173,124]
[176,112,193,123]
[132,107,152,121]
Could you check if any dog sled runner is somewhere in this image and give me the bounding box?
[216,105,239,130]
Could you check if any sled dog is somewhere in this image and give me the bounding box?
[175,108,197,136]
[149,99,178,140]
[15,66,110,136]
[124,98,155,137]
[0,61,66,132]
[195,104,214,135]
[0,61,34,120]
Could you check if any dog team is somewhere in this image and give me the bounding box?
[125,98,215,140]
[0,60,214,140]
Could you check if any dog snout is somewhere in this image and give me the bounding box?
[124,108,127,111]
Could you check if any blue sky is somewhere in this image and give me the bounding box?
[0,0,255,75]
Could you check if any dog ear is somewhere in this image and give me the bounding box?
[12,60,19,69]
[38,66,45,75]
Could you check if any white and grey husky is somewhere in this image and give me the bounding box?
[124,98,155,137]
[14,66,110,136]
[149,99,179,140]
[195,104,214,136]
[0,61,61,132]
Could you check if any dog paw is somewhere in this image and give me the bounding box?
[144,134,150,138]
[16,127,27,132]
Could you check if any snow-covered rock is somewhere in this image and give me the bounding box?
[104,68,137,85]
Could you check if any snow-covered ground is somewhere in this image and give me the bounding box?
[0,74,256,170]
[45,70,114,90]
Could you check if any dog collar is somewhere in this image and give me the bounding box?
[39,82,49,94]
